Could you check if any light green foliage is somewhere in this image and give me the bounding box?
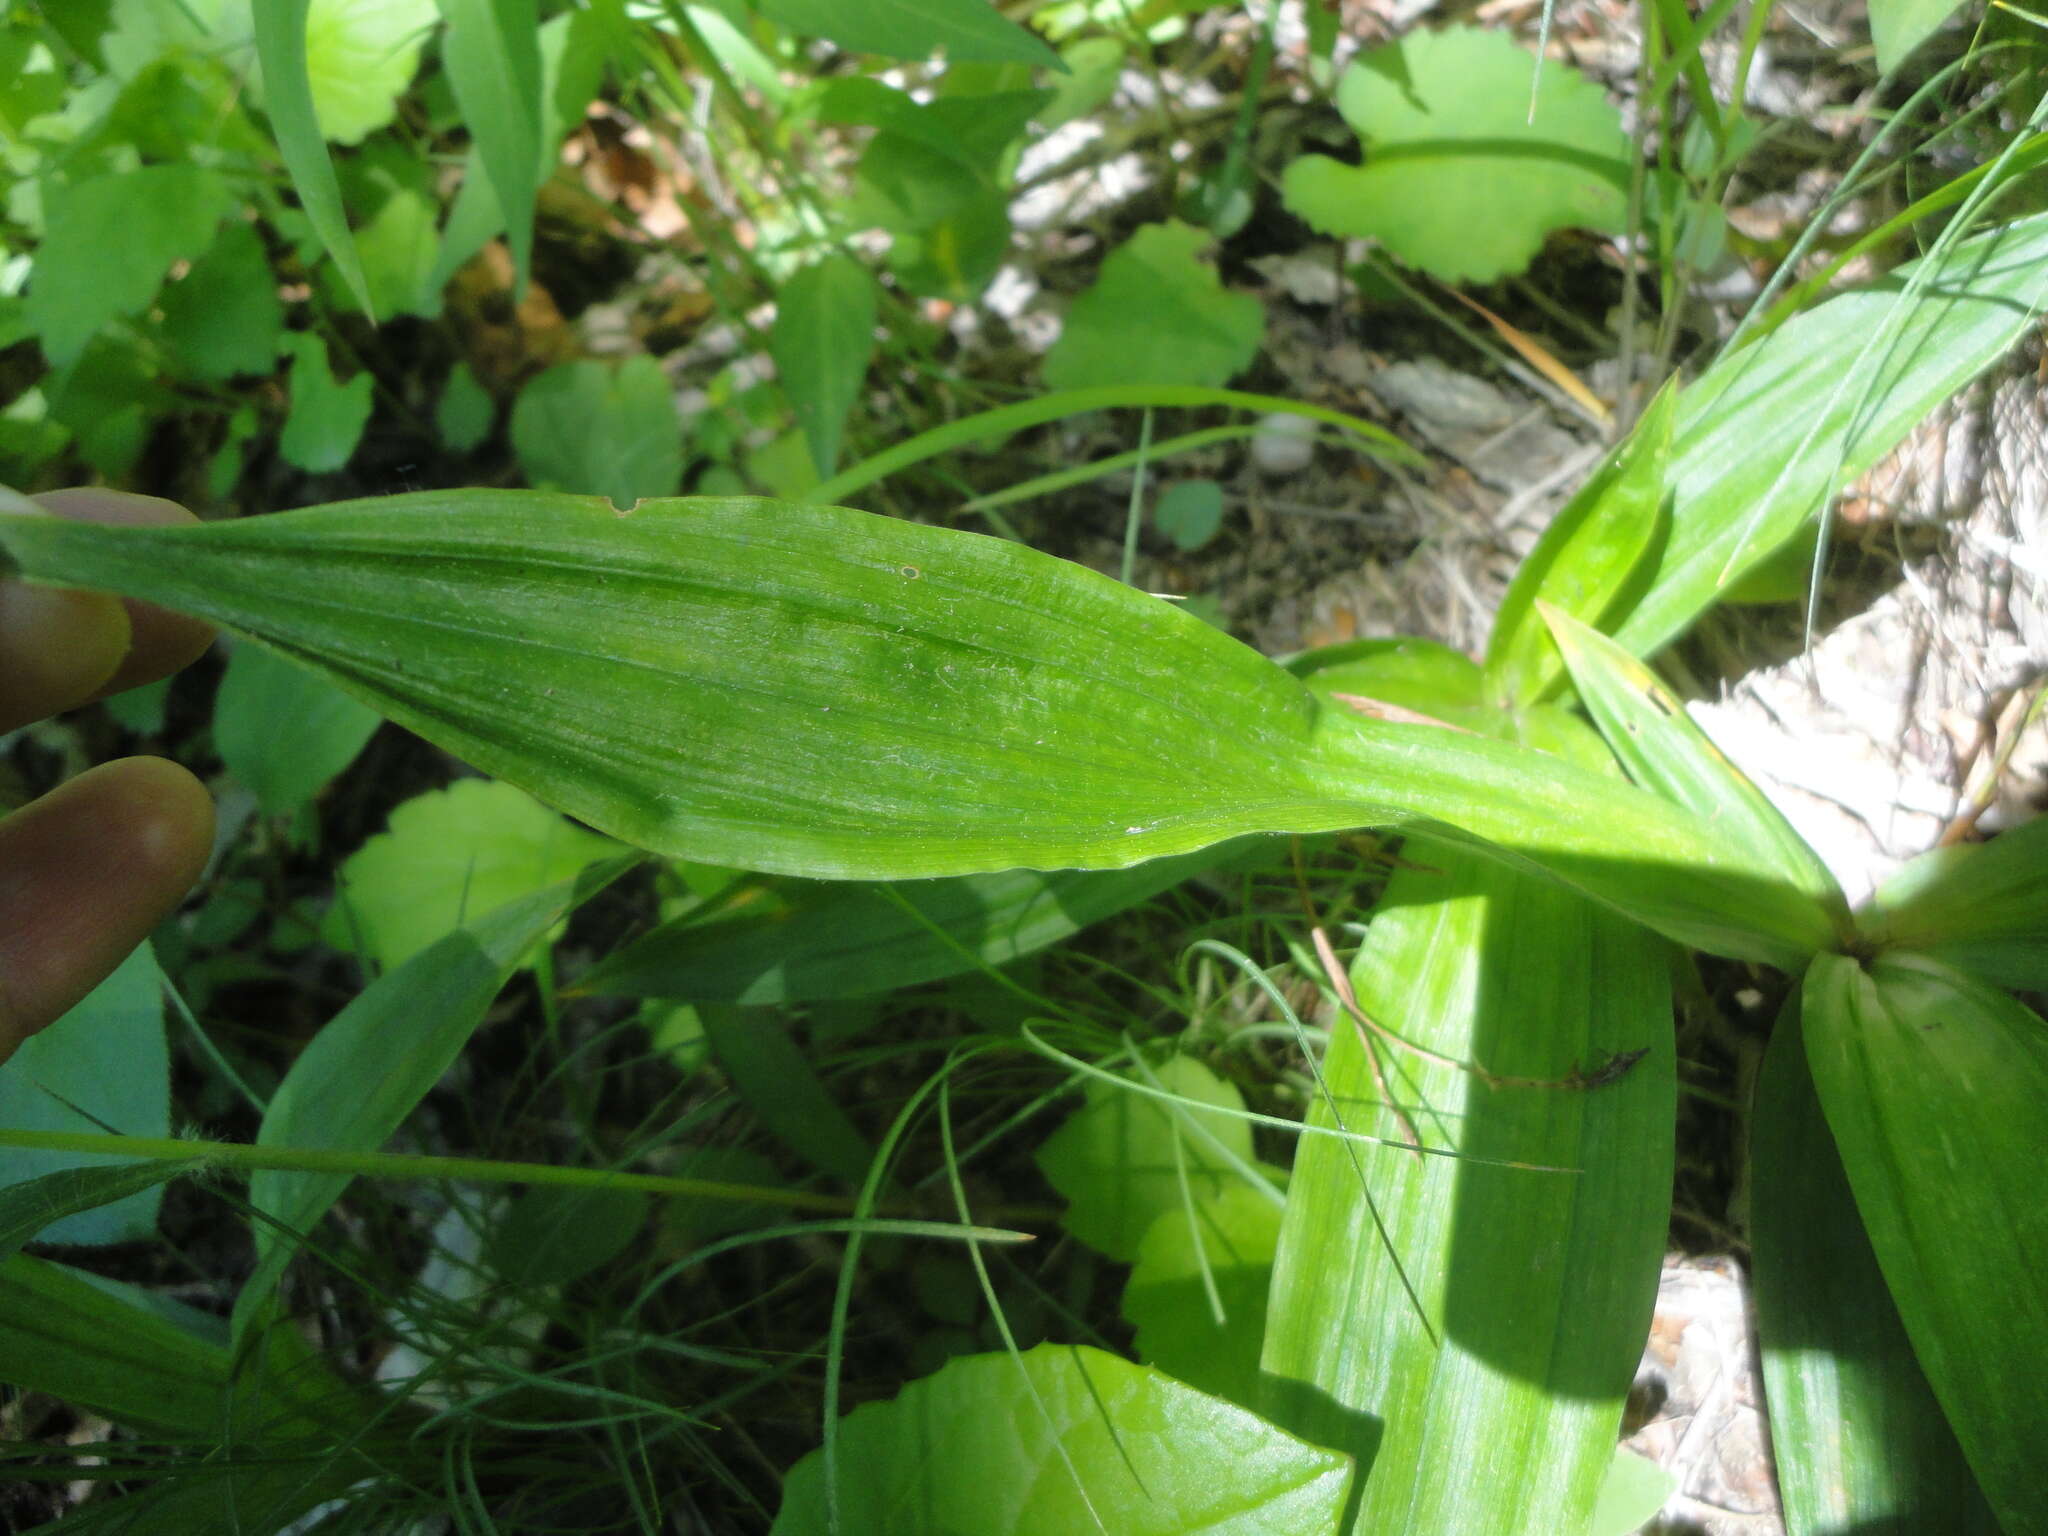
[753,0,1059,68]
[1153,478,1226,551]
[1870,0,1965,72]
[23,166,233,367]
[1282,26,1629,283]
[347,172,441,318]
[1122,1182,1280,1408]
[1751,999,1996,1534]
[232,0,440,145]
[156,221,285,382]
[1041,35,1124,128]
[437,361,496,451]
[771,253,878,476]
[1617,211,2048,658]
[510,357,685,504]
[1544,606,1848,930]
[280,331,375,473]
[0,945,168,1246]
[1043,221,1264,391]
[214,642,382,816]
[1801,953,2048,1532]
[771,1343,1353,1534]
[1036,1054,1259,1261]
[1589,1450,1678,1536]
[320,778,621,973]
[1485,381,1675,708]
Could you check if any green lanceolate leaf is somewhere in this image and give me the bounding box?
[1803,951,2048,1534]
[1751,993,1996,1535]
[1258,846,1674,1534]
[0,1161,201,1263]
[1859,816,2048,989]
[0,492,1831,965]
[1612,212,2048,658]
[1485,380,1675,709]
[438,0,544,299]
[1542,605,1849,936]
[753,0,1061,69]
[579,842,1260,1005]
[772,1343,1352,1534]
[252,0,373,315]
[236,858,634,1343]
[773,253,879,477]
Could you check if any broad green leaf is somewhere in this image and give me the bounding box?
[816,78,1048,174]
[1043,221,1264,392]
[1859,817,2048,989]
[321,779,621,972]
[1485,381,1675,707]
[0,491,1837,965]
[437,361,496,452]
[238,0,439,145]
[1803,951,2048,1533]
[24,165,233,367]
[772,254,878,477]
[484,1184,649,1287]
[1036,1054,1262,1262]
[754,0,1060,69]
[0,1161,198,1264]
[279,331,375,473]
[578,845,1256,1005]
[437,0,542,296]
[1123,1182,1279,1409]
[239,859,633,1340]
[1259,848,1673,1536]
[1589,1449,1677,1536]
[510,357,684,504]
[1154,478,1225,551]
[348,178,440,318]
[0,1253,369,1443]
[0,1253,238,1435]
[771,1343,1352,1535]
[1613,212,2048,659]
[0,944,169,1246]
[698,1005,874,1185]
[1543,605,1849,934]
[215,642,382,816]
[44,337,161,480]
[249,0,374,312]
[1751,994,1996,1535]
[1871,0,1963,72]
[1042,35,1124,129]
[1285,635,1485,703]
[1282,27,1628,283]
[155,219,285,382]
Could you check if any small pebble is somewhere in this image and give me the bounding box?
[1251,412,1317,476]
